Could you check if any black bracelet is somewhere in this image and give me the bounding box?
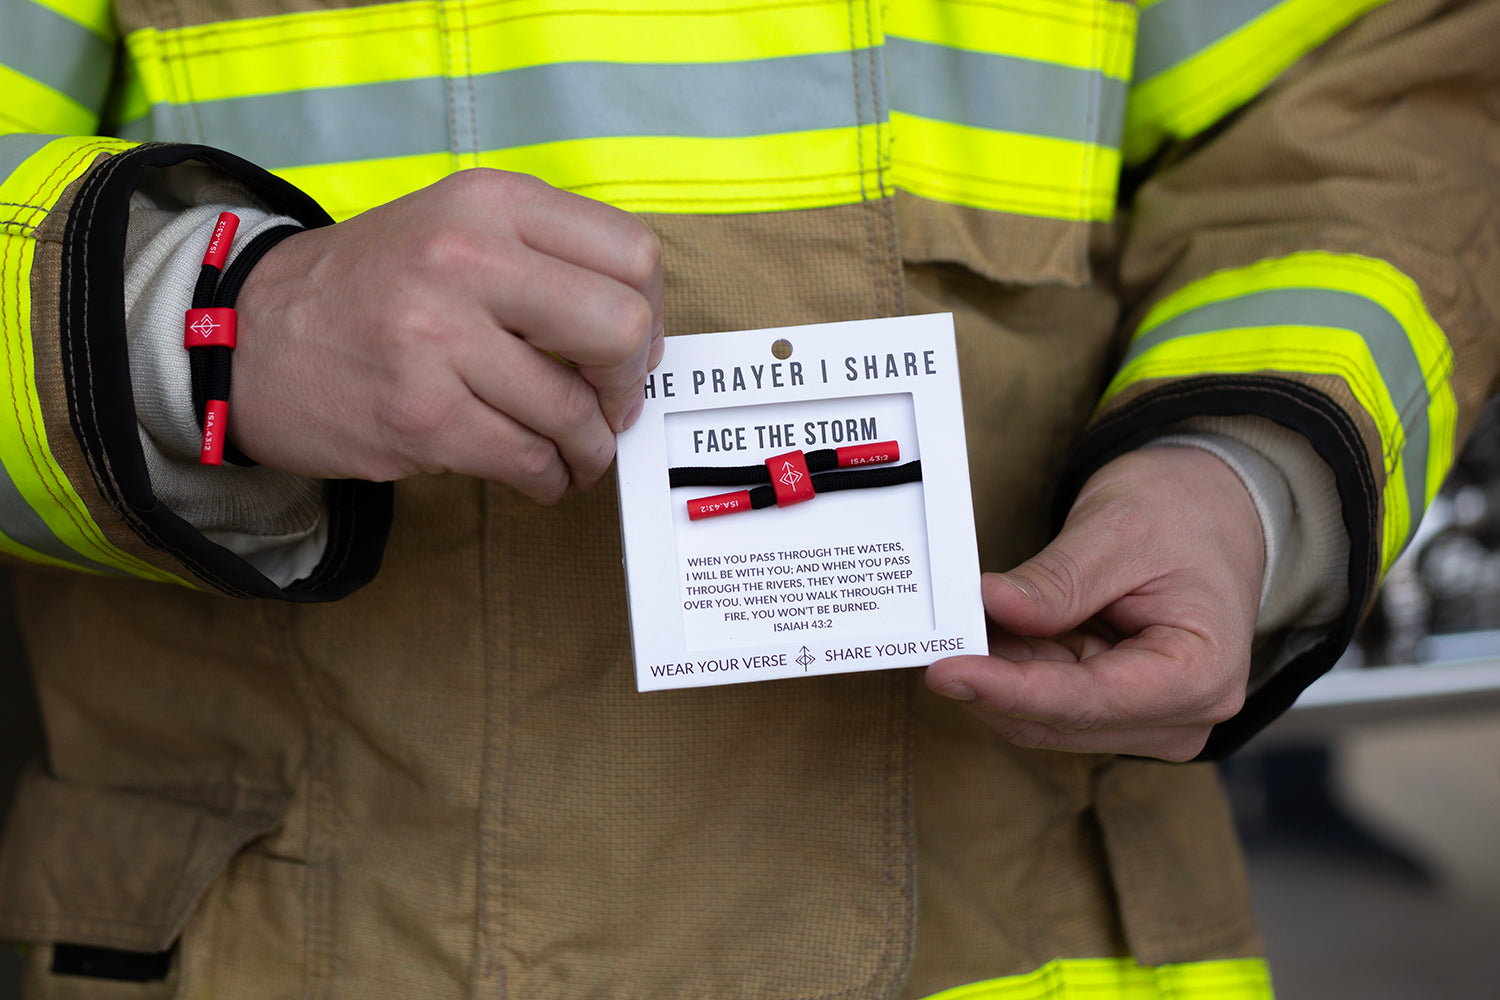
[670,442,921,520]
[184,214,301,466]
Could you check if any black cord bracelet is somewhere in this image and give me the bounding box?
[185,214,302,466]
[670,442,921,520]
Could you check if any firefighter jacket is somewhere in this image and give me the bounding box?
[1,0,1498,997]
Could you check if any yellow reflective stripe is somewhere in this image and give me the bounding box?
[272,154,448,224]
[123,8,444,99]
[1131,252,1456,509]
[25,0,115,39]
[0,137,189,585]
[885,0,1134,80]
[1123,0,1388,164]
[0,64,98,135]
[276,126,885,221]
[0,526,110,574]
[0,136,128,231]
[465,0,873,74]
[123,0,864,102]
[891,113,1118,220]
[1106,252,1455,574]
[922,957,1272,999]
[488,129,884,214]
[1115,324,1413,569]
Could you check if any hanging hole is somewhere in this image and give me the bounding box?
[771,339,793,360]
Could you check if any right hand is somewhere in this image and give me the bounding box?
[231,169,663,503]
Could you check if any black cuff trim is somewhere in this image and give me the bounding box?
[1056,376,1381,759]
[58,142,392,601]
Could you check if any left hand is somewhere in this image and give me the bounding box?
[926,446,1265,761]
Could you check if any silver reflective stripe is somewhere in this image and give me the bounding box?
[113,51,878,170]
[0,0,113,110]
[1125,287,1430,521]
[1134,0,1279,80]
[887,36,1126,146]
[123,78,452,166]
[0,458,123,575]
[0,133,60,186]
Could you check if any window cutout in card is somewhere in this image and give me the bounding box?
[665,394,933,649]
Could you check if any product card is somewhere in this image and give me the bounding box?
[616,314,987,691]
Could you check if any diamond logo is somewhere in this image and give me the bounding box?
[796,646,815,671]
[190,314,220,339]
[778,460,805,492]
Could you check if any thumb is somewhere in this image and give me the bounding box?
[986,509,1147,638]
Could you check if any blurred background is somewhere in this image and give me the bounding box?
[3,405,1500,996]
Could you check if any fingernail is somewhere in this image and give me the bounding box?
[933,680,975,703]
[621,392,645,431]
[998,572,1040,602]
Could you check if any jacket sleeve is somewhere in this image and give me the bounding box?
[1,0,391,600]
[1064,0,1500,755]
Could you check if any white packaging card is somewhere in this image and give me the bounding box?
[616,314,986,691]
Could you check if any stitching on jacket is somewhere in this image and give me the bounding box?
[847,0,877,305]
[1075,2,1099,258]
[439,0,459,167]
[0,202,47,224]
[140,0,843,58]
[65,151,255,595]
[460,0,480,168]
[1123,344,1405,474]
[863,0,903,318]
[166,0,207,144]
[9,144,143,573]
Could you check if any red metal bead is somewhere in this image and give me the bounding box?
[200,399,228,466]
[765,450,815,507]
[688,490,753,521]
[201,212,240,270]
[837,440,899,467]
[184,307,237,349]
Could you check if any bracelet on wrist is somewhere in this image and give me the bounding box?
[183,212,301,466]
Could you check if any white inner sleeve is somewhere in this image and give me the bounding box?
[125,164,328,586]
[1144,415,1351,687]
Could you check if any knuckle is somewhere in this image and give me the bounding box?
[616,224,662,288]
[378,384,456,446]
[490,169,547,210]
[553,373,604,433]
[385,300,447,354]
[412,226,484,275]
[605,291,655,361]
[513,436,564,487]
[531,475,569,505]
[447,167,537,203]
[1203,685,1246,726]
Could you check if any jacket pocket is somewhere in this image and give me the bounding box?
[1091,758,1263,966]
[0,765,286,995]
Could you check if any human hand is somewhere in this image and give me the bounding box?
[231,169,663,502]
[925,446,1265,761]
